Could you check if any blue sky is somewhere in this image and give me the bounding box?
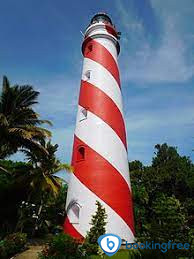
[0,0,194,165]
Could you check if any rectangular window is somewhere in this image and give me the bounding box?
[85,70,91,80]
[69,203,81,224]
[77,146,85,161]
[79,108,87,121]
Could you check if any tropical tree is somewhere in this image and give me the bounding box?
[13,140,72,234]
[0,76,52,159]
[0,154,71,236]
[21,139,72,200]
[0,160,32,236]
[130,143,194,247]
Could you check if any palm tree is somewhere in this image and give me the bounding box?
[22,140,72,199]
[14,140,72,233]
[0,76,52,159]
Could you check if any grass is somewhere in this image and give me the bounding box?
[91,249,136,258]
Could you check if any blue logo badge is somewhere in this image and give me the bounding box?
[98,234,122,256]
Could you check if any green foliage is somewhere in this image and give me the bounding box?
[0,232,27,259]
[82,201,107,256]
[0,76,52,159]
[0,143,70,237]
[0,76,70,239]
[38,233,83,259]
[15,185,68,237]
[21,140,72,200]
[90,249,141,259]
[188,228,194,255]
[152,144,193,200]
[0,160,32,237]
[0,159,68,237]
[46,185,68,231]
[87,201,107,244]
[136,248,177,258]
[151,194,186,242]
[0,168,13,191]
[16,200,49,236]
[130,143,194,256]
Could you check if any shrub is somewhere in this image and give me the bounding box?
[0,232,27,259]
[6,232,27,248]
[82,201,107,256]
[38,233,84,259]
[80,242,99,257]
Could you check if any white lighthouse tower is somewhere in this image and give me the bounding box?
[64,13,135,243]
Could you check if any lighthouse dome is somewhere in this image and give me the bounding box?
[90,12,113,25]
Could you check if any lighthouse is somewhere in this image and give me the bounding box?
[64,13,134,242]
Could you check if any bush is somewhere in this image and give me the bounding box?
[80,242,99,256]
[81,201,107,256]
[6,232,27,248]
[39,233,84,259]
[0,232,27,259]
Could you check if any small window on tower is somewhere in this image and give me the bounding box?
[88,44,93,52]
[77,146,85,161]
[79,108,87,121]
[85,70,91,80]
[67,200,81,224]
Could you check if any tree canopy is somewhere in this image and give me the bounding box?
[130,143,194,255]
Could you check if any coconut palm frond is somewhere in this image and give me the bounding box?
[55,163,73,173]
[0,76,52,159]
[44,175,61,196]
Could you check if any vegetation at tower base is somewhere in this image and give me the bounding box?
[0,232,27,259]
[38,201,107,258]
[38,233,84,259]
[82,201,107,256]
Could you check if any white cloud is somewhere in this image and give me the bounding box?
[116,0,144,33]
[126,105,193,133]
[117,0,194,84]
[124,90,194,145]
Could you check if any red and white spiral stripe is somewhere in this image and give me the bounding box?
[64,21,134,243]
